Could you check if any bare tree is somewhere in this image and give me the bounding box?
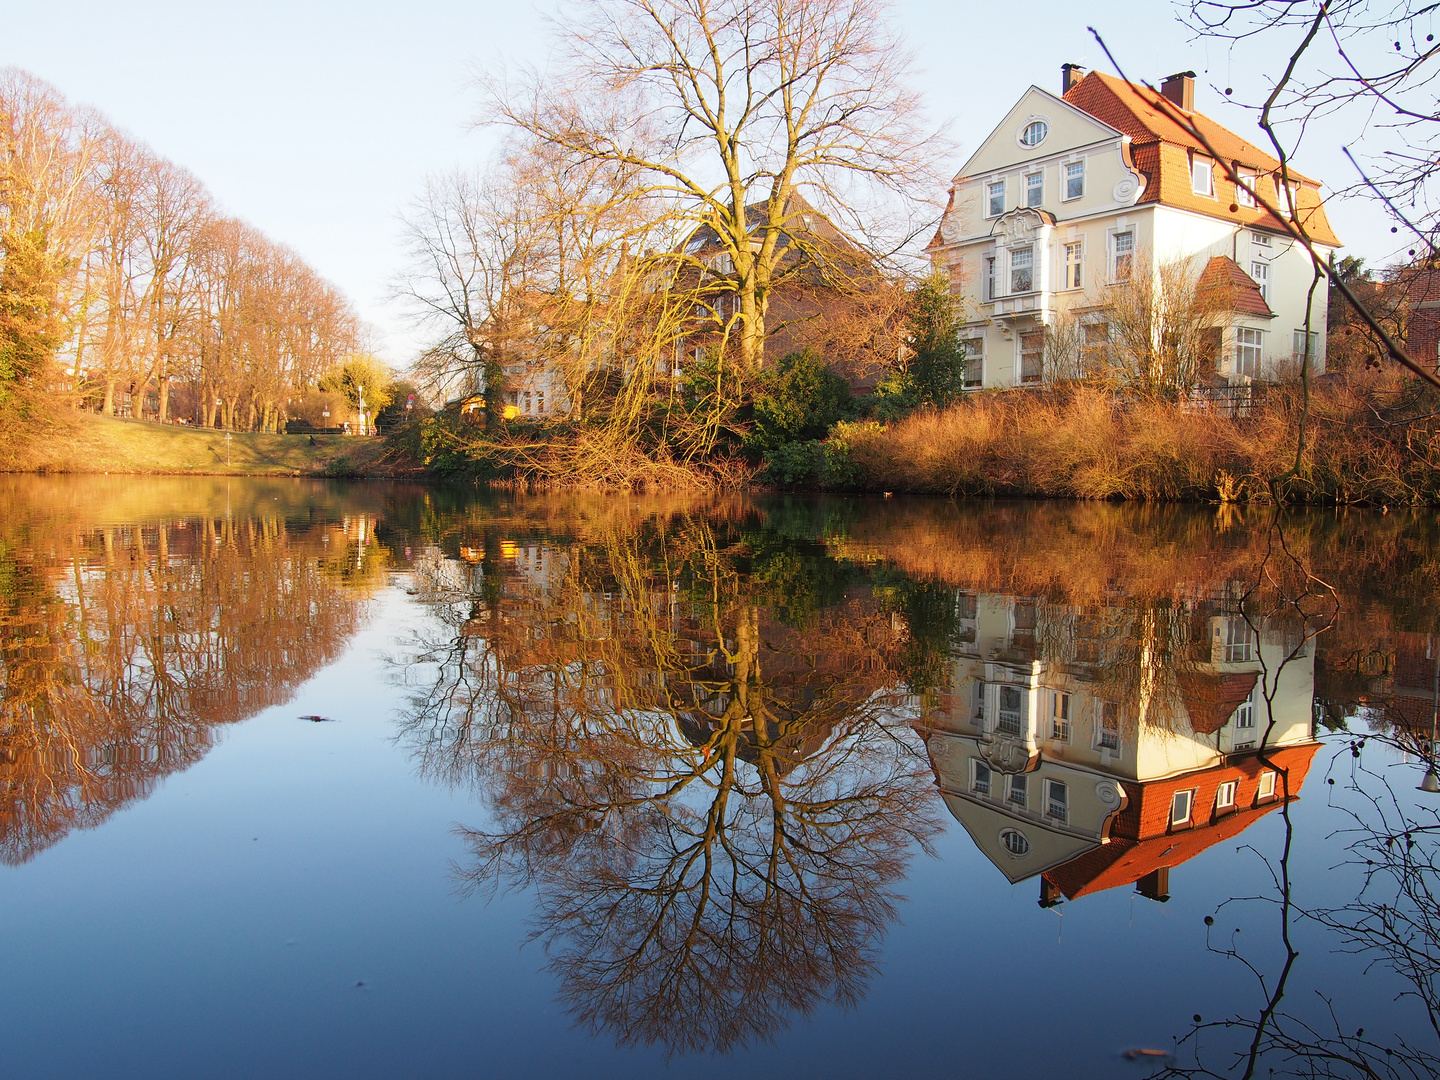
[488,0,941,374]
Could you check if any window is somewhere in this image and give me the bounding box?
[1008,773,1028,808]
[1020,119,1049,147]
[973,678,987,722]
[523,391,533,414]
[1235,167,1256,207]
[1250,260,1269,303]
[1046,779,1069,822]
[1235,328,1263,378]
[987,180,1006,218]
[1223,617,1255,662]
[1293,330,1319,361]
[1020,332,1044,383]
[1026,172,1044,207]
[998,685,1024,735]
[1171,789,1194,826]
[972,759,992,796]
[1064,160,1085,200]
[1191,154,1214,196]
[1112,230,1134,281]
[1000,828,1031,856]
[1232,686,1256,729]
[1098,701,1121,750]
[1051,692,1072,740]
[1216,780,1238,810]
[984,256,997,301]
[1063,241,1083,289]
[1258,770,1277,799]
[1251,230,1271,247]
[962,337,984,388]
[536,392,546,414]
[1082,322,1111,374]
[1010,245,1034,293]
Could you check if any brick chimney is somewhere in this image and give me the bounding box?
[1061,63,1086,95]
[1136,867,1171,902]
[1160,71,1196,112]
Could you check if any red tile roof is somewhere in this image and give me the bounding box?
[1177,667,1262,733]
[1042,742,1319,900]
[1197,256,1275,319]
[1062,72,1340,248]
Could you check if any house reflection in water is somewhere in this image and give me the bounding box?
[918,592,1319,904]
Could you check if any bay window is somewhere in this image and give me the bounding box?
[1010,245,1034,293]
[1235,327,1262,378]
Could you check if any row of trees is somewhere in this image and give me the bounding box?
[0,67,364,432]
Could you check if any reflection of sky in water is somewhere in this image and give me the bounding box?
[1,478,1435,1078]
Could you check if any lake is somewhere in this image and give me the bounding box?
[2,475,1436,1079]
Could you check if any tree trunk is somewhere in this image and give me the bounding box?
[158,376,170,423]
[102,377,115,416]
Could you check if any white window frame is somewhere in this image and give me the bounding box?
[1216,780,1238,810]
[1223,616,1255,662]
[1063,159,1085,201]
[1233,685,1256,729]
[1250,230,1272,247]
[1020,119,1049,147]
[1045,779,1069,822]
[997,684,1025,736]
[1235,167,1256,208]
[986,180,1006,218]
[1111,229,1135,283]
[1062,240,1084,290]
[1258,770,1277,799]
[984,256,997,302]
[1025,171,1044,208]
[962,336,984,389]
[1171,789,1195,826]
[1235,328,1263,378]
[1008,773,1028,808]
[1096,701,1122,751]
[971,758,992,796]
[1293,329,1319,361]
[1010,244,1035,294]
[1051,692,1071,741]
[1250,260,1269,303]
[1191,154,1215,197]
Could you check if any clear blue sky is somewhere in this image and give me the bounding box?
[5,0,1397,366]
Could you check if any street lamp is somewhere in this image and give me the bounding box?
[1421,640,1440,794]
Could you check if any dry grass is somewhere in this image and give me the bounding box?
[841,379,1440,504]
[0,411,396,476]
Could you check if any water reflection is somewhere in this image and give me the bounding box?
[396,505,943,1053]
[0,476,387,863]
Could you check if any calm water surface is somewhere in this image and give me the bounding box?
[2,476,1437,1078]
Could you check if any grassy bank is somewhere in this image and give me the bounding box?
[0,412,401,477]
[833,379,1440,505]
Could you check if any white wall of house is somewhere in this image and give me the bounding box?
[931,84,1333,390]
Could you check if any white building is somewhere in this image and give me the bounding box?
[928,67,1342,390]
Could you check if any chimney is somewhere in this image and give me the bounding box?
[1160,71,1196,112]
[1061,63,1086,95]
[1135,867,1171,903]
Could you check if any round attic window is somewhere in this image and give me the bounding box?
[1000,828,1031,857]
[1019,119,1049,147]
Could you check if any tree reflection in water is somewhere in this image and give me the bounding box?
[396,506,943,1053]
[0,478,386,864]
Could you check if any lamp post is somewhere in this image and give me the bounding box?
[1421,639,1440,793]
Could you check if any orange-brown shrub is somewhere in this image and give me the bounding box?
[839,379,1440,504]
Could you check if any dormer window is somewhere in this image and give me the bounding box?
[1020,119,1049,147]
[987,180,1006,218]
[1064,160,1085,201]
[1192,154,1214,197]
[1235,166,1256,207]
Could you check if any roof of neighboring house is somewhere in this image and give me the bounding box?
[1062,72,1341,247]
[1177,667,1262,732]
[1042,741,1319,901]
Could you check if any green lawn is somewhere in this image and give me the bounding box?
[7,413,393,476]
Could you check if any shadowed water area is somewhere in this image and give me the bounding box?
[2,476,1438,1079]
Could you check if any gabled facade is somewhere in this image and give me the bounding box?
[920,591,1319,901]
[929,68,1341,390]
